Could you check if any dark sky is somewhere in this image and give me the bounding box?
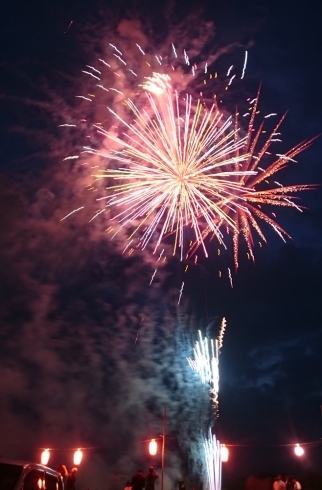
[0,1,322,489]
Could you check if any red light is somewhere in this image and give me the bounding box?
[41,449,50,465]
[149,439,157,456]
[221,444,229,462]
[74,449,83,465]
[294,443,304,457]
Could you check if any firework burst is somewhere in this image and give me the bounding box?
[84,74,256,259]
[65,36,315,270]
[187,89,316,268]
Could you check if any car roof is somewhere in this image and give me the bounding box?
[0,459,61,476]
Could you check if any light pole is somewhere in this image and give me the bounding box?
[161,406,166,490]
[148,406,166,490]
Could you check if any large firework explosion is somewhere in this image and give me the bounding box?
[88,74,253,260]
[61,25,314,273]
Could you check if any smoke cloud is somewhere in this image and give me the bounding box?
[0,12,232,489]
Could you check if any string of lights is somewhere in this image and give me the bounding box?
[1,438,321,467]
[221,440,322,448]
[2,439,320,451]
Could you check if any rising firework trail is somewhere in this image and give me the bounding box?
[187,322,227,490]
[187,324,225,414]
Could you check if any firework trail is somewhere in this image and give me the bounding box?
[187,324,227,490]
[178,281,185,305]
[204,430,222,490]
[187,326,225,415]
[217,317,227,352]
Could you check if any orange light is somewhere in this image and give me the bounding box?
[294,443,304,457]
[149,439,157,456]
[74,448,83,465]
[41,448,50,465]
[221,444,229,462]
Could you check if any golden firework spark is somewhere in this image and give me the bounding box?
[84,76,256,258]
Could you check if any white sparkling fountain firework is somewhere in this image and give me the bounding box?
[187,319,227,490]
[204,430,222,490]
[187,320,226,413]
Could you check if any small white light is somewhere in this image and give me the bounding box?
[41,449,50,465]
[221,444,229,462]
[294,443,304,457]
[74,448,83,465]
[149,439,157,456]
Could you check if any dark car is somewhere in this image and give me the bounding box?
[0,460,64,490]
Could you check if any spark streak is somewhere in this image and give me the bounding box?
[99,59,111,67]
[136,44,145,55]
[149,269,158,285]
[63,155,79,161]
[241,50,248,79]
[178,281,185,305]
[82,70,101,80]
[228,268,233,288]
[60,206,85,221]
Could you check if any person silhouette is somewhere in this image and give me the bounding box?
[145,466,158,490]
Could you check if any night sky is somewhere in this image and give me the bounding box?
[1,1,322,489]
